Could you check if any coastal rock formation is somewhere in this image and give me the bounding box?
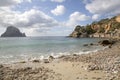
[69,25,89,38]
[1,26,26,37]
[116,15,120,22]
[69,15,120,38]
[98,39,115,46]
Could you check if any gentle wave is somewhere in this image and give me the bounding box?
[0,46,108,64]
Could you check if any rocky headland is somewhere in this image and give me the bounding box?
[69,15,120,38]
[1,26,26,37]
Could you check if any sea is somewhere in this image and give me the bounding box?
[0,36,106,64]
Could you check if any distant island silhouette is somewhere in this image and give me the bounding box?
[1,26,26,37]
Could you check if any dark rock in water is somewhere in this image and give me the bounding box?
[98,40,115,46]
[83,44,89,46]
[1,26,26,37]
[90,43,94,46]
[83,43,96,47]
[99,40,111,46]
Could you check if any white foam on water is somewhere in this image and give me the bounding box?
[0,46,108,64]
[0,55,13,59]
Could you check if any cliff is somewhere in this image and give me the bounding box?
[69,25,88,38]
[69,15,120,38]
[1,26,26,37]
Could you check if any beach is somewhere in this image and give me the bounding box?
[0,0,120,80]
[0,40,120,80]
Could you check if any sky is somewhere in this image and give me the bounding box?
[0,0,120,36]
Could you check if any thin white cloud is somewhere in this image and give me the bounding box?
[0,0,21,7]
[51,0,65,3]
[85,0,120,16]
[0,0,31,7]
[51,5,66,16]
[70,12,90,21]
[39,0,46,2]
[65,11,90,27]
[92,14,100,20]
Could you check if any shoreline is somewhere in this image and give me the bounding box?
[0,44,107,65]
[0,40,120,80]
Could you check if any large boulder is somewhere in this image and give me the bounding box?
[98,40,115,46]
[1,26,26,37]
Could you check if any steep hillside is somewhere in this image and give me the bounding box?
[69,15,120,38]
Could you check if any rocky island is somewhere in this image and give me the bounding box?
[1,26,26,37]
[69,15,120,38]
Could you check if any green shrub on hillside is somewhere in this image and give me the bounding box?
[110,22,120,31]
[74,25,86,33]
[99,27,105,33]
[85,25,96,34]
[72,16,120,36]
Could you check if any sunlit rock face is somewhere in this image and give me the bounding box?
[116,15,120,23]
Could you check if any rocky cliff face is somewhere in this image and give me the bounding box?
[1,26,26,37]
[69,25,88,38]
[116,15,120,22]
[69,15,120,38]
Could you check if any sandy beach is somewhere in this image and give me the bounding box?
[0,41,120,80]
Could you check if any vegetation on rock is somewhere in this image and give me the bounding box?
[69,15,120,38]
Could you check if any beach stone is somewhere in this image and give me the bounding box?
[19,61,26,63]
[49,56,55,61]
[32,59,40,63]
[0,65,3,68]
[22,67,32,71]
[43,59,50,63]
[87,65,102,71]
[96,77,102,80]
[109,45,112,48]
[72,54,78,56]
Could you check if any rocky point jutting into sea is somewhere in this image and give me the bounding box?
[69,15,120,38]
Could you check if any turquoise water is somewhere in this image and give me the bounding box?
[0,36,104,63]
